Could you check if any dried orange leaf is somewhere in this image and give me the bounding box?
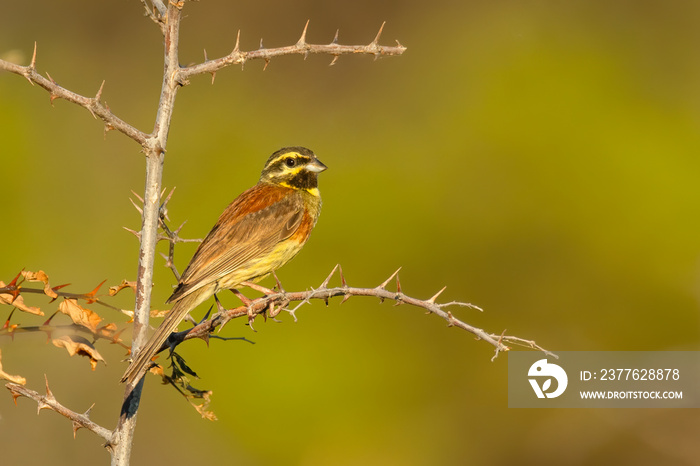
[108,280,136,296]
[120,308,168,322]
[0,349,27,385]
[95,323,122,343]
[52,335,105,371]
[0,281,43,315]
[189,390,217,421]
[58,298,102,331]
[21,270,58,299]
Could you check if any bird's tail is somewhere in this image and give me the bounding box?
[120,289,206,386]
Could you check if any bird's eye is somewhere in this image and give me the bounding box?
[285,157,296,168]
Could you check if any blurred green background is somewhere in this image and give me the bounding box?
[1,0,699,465]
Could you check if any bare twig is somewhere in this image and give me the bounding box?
[6,376,112,442]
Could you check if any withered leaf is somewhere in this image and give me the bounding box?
[120,308,169,322]
[52,335,105,371]
[0,349,27,385]
[108,280,136,297]
[21,270,58,299]
[172,352,199,378]
[191,397,217,421]
[0,281,43,316]
[58,298,102,331]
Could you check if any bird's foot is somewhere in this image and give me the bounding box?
[240,280,275,295]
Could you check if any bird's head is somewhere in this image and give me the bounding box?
[260,147,327,194]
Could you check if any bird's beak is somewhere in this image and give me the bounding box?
[307,158,328,173]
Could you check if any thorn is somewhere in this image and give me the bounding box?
[377,267,402,290]
[8,385,22,405]
[338,265,348,288]
[319,264,339,289]
[130,189,144,204]
[233,30,241,53]
[42,310,60,326]
[396,275,402,294]
[123,226,141,238]
[83,280,106,303]
[44,374,55,402]
[428,286,447,304]
[37,402,52,415]
[4,271,22,303]
[329,55,339,66]
[30,42,38,69]
[103,123,114,137]
[3,308,16,330]
[263,58,270,71]
[297,19,310,47]
[211,294,224,313]
[129,196,144,215]
[159,187,175,222]
[331,29,339,45]
[371,21,386,46]
[259,38,264,49]
[174,220,188,235]
[8,269,23,288]
[340,293,351,305]
[95,80,105,103]
[203,48,208,62]
[72,420,83,438]
[45,72,59,105]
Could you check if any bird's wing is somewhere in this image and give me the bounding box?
[167,185,304,302]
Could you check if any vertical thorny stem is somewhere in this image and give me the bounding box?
[111,3,183,465]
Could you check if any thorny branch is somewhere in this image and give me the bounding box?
[147,264,554,368]
[0,21,405,145]
[0,42,148,144]
[6,376,112,443]
[182,21,406,82]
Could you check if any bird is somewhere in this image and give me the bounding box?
[120,146,327,385]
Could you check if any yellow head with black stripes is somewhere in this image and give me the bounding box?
[260,146,327,195]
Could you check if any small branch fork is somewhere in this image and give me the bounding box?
[158,265,554,362]
[124,187,202,283]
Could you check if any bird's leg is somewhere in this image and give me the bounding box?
[271,271,285,293]
[240,280,275,295]
[230,288,257,331]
